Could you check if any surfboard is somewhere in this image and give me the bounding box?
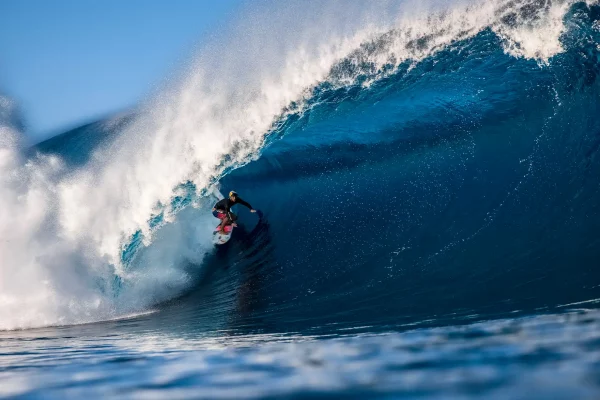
[213,227,233,245]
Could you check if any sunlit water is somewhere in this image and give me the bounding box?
[2,308,600,399]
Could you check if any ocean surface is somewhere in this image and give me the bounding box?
[1,0,600,398]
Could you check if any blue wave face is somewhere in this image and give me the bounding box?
[190,2,600,333]
[29,2,600,336]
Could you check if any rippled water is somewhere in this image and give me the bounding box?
[2,308,600,399]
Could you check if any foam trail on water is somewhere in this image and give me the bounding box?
[0,0,583,330]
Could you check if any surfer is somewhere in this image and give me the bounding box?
[212,191,256,224]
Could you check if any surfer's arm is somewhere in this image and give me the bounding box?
[236,197,255,211]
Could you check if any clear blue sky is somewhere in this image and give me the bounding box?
[0,0,243,142]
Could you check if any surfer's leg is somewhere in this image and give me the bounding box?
[216,218,228,232]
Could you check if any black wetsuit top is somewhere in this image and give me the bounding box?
[214,197,253,217]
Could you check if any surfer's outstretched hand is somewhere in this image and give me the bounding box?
[250,209,257,213]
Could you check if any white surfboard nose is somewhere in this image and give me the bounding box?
[213,230,232,245]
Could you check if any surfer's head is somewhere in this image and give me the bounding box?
[229,191,237,200]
